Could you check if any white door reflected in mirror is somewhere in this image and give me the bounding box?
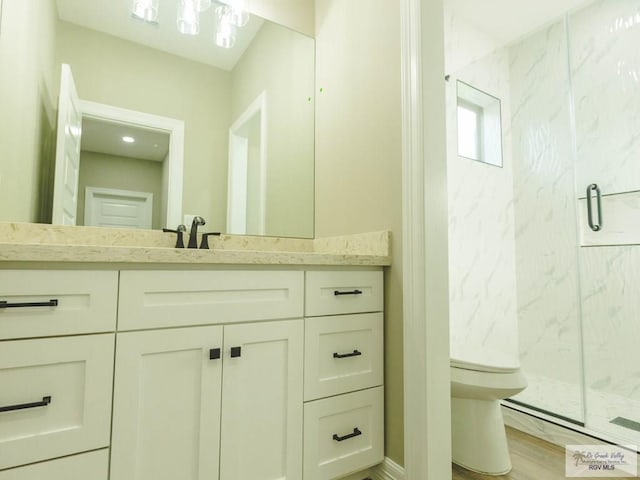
[84,187,153,230]
[227,91,267,235]
[52,64,82,226]
[51,64,184,230]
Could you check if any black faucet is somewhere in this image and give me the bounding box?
[188,216,206,248]
[162,225,187,248]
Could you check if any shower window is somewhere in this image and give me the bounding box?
[456,80,503,167]
[457,100,482,160]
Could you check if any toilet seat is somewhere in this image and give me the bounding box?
[450,358,518,374]
[450,346,519,374]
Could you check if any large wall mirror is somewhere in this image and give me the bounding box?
[0,0,315,238]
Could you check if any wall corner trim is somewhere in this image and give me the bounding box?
[400,0,452,477]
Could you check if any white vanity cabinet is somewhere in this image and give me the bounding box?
[110,270,304,480]
[0,266,384,480]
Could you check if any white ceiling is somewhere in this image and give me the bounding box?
[81,117,170,162]
[445,0,594,45]
[56,0,264,71]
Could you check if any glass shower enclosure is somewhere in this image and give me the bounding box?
[447,0,640,447]
[511,0,640,446]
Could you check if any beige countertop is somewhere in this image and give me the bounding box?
[0,223,391,266]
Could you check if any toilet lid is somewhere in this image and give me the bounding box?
[450,347,520,373]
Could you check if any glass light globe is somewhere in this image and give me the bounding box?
[131,0,159,22]
[177,0,200,35]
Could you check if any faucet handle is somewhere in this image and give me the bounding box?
[200,232,220,249]
[162,225,187,248]
[200,232,221,250]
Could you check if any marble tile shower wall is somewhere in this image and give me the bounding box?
[508,20,584,421]
[443,10,501,75]
[446,47,520,364]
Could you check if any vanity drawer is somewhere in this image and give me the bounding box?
[0,449,109,480]
[305,313,383,401]
[303,387,384,480]
[118,270,303,330]
[305,270,383,317]
[0,270,118,340]
[0,334,114,470]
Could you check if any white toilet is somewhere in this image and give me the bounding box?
[450,347,527,475]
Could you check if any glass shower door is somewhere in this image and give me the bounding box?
[569,0,640,445]
[507,15,586,426]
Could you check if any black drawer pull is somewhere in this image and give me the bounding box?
[209,348,221,360]
[333,350,362,359]
[0,299,58,309]
[230,346,242,358]
[0,396,52,413]
[334,290,362,296]
[333,427,362,442]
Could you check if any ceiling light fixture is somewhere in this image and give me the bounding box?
[122,136,136,143]
[130,0,249,49]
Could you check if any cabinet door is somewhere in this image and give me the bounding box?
[220,319,304,480]
[110,326,223,480]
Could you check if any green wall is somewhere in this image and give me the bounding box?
[0,0,57,223]
[314,0,404,465]
[231,22,315,237]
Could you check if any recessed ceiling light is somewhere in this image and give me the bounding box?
[122,136,135,143]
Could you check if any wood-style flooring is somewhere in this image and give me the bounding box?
[452,426,593,480]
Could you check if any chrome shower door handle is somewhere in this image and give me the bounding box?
[586,183,603,232]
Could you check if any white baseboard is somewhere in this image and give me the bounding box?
[370,457,406,480]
